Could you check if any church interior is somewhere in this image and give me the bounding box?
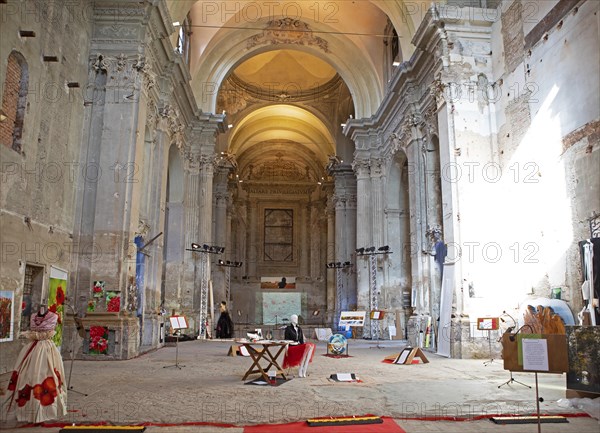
[0,0,599,427]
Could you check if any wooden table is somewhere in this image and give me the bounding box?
[240,341,289,382]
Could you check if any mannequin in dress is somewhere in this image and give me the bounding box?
[4,305,67,422]
[283,314,314,377]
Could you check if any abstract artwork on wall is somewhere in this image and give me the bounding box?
[260,276,296,289]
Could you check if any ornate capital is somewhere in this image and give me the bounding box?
[159,104,185,148]
[370,158,384,177]
[352,159,371,178]
[134,55,156,95]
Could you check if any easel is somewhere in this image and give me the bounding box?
[65,306,88,396]
[369,310,386,349]
[164,316,188,369]
[386,347,429,364]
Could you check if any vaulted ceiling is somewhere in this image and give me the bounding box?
[166,1,418,189]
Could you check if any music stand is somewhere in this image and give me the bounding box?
[477,317,499,366]
[498,371,531,389]
[164,316,188,369]
[65,304,88,396]
[369,311,386,349]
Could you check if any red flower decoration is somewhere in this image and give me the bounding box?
[33,377,58,406]
[93,285,103,294]
[16,384,32,407]
[89,326,109,354]
[49,304,57,314]
[107,296,120,312]
[89,326,107,340]
[55,286,65,306]
[8,371,18,391]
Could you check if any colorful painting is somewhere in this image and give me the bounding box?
[89,326,109,355]
[261,292,302,325]
[92,281,105,298]
[48,267,67,347]
[0,290,15,342]
[106,291,120,312]
[260,276,296,289]
[339,311,367,327]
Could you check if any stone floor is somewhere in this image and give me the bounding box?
[1,339,598,432]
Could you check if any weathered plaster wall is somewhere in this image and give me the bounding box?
[0,0,92,372]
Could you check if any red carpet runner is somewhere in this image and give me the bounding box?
[243,416,405,433]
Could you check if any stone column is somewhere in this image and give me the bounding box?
[326,198,336,325]
[352,158,372,313]
[183,151,201,317]
[247,199,258,277]
[299,203,309,279]
[213,187,229,304]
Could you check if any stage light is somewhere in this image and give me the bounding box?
[218,259,224,265]
[378,245,389,252]
[366,246,376,253]
[191,243,200,250]
[356,247,365,255]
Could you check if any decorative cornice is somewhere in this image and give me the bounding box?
[241,182,316,195]
[247,18,329,52]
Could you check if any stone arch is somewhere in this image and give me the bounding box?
[192,27,381,118]
[0,51,28,152]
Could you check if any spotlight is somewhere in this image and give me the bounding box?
[343,261,352,267]
[366,246,376,253]
[356,248,365,255]
[218,259,224,265]
[191,243,200,250]
[378,245,389,252]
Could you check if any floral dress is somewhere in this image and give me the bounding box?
[3,311,67,422]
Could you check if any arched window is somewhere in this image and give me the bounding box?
[0,51,28,152]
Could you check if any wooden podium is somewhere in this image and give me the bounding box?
[501,333,568,374]
[500,331,568,433]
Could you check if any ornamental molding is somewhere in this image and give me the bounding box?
[247,18,329,53]
[241,182,316,195]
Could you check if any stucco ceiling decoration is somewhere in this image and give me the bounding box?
[244,152,316,183]
[247,18,330,53]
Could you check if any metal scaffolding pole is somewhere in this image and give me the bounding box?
[199,253,209,339]
[369,254,378,340]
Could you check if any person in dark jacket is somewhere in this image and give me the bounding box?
[216,301,234,338]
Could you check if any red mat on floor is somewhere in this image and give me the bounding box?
[243,416,405,432]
